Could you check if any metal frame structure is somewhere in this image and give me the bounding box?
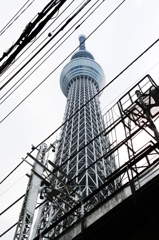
[13,143,48,240]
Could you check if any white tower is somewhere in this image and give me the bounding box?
[58,35,116,195]
[32,35,117,239]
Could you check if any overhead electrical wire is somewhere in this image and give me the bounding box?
[0,159,24,184]
[0,0,77,85]
[0,0,89,101]
[0,0,36,36]
[0,194,25,216]
[0,0,103,105]
[0,174,26,197]
[0,0,90,90]
[0,0,67,67]
[0,0,68,74]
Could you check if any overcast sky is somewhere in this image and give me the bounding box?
[1,0,159,239]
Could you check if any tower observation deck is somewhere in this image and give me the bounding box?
[32,35,117,239]
[60,35,105,97]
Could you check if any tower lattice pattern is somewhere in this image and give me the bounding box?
[33,35,117,239]
[55,76,116,196]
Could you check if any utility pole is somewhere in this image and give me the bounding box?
[13,143,48,240]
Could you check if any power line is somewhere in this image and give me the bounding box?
[0,194,25,215]
[0,0,102,104]
[0,0,67,74]
[0,0,76,84]
[0,175,26,197]
[0,0,36,36]
[0,159,24,184]
[0,0,89,101]
[0,0,91,89]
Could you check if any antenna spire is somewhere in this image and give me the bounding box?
[79,34,86,50]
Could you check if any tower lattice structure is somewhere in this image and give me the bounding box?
[32,35,117,239]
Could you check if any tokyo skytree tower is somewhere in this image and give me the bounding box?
[32,35,117,239]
